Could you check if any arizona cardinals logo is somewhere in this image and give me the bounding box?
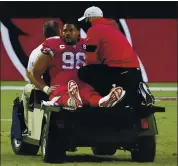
[1,18,148,82]
[1,19,29,80]
[1,18,62,81]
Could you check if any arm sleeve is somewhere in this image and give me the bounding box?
[41,39,56,57]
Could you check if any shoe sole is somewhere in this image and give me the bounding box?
[68,80,83,108]
[100,87,126,107]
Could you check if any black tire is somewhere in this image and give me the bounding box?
[131,136,156,162]
[41,124,66,163]
[91,146,117,155]
[11,130,39,155]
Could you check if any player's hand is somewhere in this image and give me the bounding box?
[47,85,60,95]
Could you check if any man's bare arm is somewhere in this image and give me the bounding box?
[26,52,53,94]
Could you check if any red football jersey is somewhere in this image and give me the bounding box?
[41,37,86,85]
[86,18,140,68]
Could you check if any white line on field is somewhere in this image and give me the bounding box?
[0,119,12,122]
[150,87,177,91]
[1,132,10,134]
[155,97,177,101]
[1,86,177,91]
[1,86,24,90]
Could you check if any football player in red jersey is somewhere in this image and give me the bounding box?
[27,21,125,110]
[78,6,155,107]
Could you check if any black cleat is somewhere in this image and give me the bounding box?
[138,82,155,107]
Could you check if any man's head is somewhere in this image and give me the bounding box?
[78,6,103,24]
[43,20,59,38]
[61,22,80,45]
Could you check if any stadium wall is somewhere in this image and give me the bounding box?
[0,19,177,82]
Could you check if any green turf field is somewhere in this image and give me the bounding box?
[1,82,177,166]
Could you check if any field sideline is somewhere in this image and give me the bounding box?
[1,81,177,87]
[1,82,177,166]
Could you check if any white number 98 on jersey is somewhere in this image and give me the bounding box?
[62,52,86,69]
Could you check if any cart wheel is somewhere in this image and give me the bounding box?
[131,136,156,162]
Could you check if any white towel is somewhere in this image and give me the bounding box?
[41,96,60,106]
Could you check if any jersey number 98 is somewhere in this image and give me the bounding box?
[62,52,86,69]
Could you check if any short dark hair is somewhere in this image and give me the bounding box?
[63,19,80,31]
[43,20,59,38]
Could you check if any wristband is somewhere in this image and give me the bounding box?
[43,86,50,95]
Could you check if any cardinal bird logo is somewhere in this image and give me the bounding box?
[1,19,29,80]
[1,18,62,80]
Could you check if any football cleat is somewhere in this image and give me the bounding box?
[138,82,155,107]
[68,80,83,109]
[99,87,126,107]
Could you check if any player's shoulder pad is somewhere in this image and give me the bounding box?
[45,36,60,43]
[43,36,61,46]
[47,36,60,40]
[41,37,60,57]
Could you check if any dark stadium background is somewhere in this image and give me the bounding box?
[0,1,177,82]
